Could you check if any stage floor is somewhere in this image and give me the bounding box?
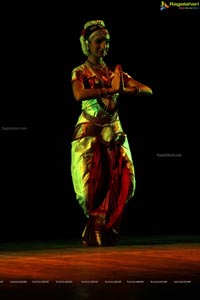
[0,235,200,299]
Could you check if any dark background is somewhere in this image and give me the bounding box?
[1,3,199,242]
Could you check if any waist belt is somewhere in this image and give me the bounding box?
[72,111,125,145]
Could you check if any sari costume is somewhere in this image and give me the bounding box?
[71,61,136,246]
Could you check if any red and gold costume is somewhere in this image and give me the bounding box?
[71,61,136,246]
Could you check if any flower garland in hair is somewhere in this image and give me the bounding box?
[80,30,89,56]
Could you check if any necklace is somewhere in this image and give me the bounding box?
[86,59,111,89]
[86,59,106,70]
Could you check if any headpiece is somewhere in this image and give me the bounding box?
[79,20,109,56]
[82,20,106,40]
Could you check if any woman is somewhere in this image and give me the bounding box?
[71,20,153,246]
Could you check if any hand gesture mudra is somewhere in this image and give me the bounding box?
[111,64,124,92]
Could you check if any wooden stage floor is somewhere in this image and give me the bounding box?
[0,235,199,299]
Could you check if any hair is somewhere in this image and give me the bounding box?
[79,20,109,56]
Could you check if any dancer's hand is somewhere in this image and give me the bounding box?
[112,64,124,92]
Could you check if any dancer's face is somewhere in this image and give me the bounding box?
[88,29,110,58]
